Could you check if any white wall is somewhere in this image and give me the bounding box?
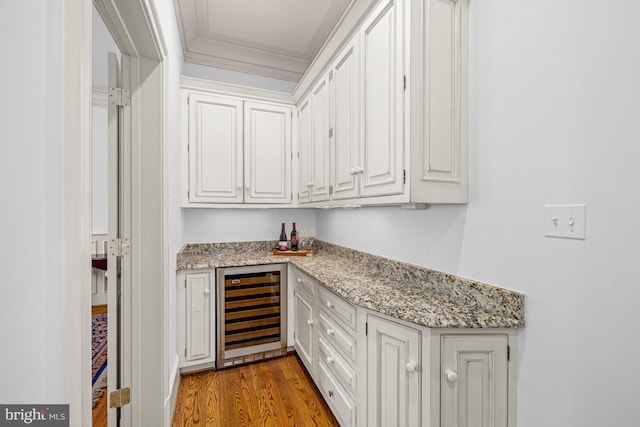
[319,0,640,425]
[183,209,317,243]
[0,0,66,402]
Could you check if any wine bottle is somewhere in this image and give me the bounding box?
[278,222,288,251]
[290,222,298,251]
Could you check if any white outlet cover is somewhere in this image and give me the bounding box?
[544,204,587,240]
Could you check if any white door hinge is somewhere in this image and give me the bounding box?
[109,238,130,257]
[109,87,130,107]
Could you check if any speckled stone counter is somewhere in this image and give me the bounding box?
[177,241,525,329]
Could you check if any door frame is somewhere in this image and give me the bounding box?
[64,0,168,425]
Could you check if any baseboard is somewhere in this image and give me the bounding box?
[164,354,180,426]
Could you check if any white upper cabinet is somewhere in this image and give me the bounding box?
[294,0,469,206]
[409,0,468,203]
[243,101,292,204]
[187,93,244,204]
[297,96,312,203]
[183,87,293,206]
[360,0,405,199]
[298,74,332,204]
[330,36,361,201]
[311,74,332,203]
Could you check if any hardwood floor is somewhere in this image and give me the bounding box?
[172,354,340,427]
[92,392,107,427]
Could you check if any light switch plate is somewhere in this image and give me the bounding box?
[544,204,586,239]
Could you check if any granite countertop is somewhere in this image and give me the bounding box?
[177,241,525,329]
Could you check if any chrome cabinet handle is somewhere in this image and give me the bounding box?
[307,319,314,326]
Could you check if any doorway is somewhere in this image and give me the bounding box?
[87,0,168,425]
[91,8,127,426]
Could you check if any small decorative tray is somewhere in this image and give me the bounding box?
[271,248,318,256]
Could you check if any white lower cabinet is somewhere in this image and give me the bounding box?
[440,335,509,427]
[293,282,315,374]
[318,360,357,427]
[366,314,421,427]
[290,267,516,427]
[177,270,215,370]
[291,267,359,427]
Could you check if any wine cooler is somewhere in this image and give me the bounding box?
[216,264,287,368]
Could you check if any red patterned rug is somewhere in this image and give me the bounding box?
[92,311,107,407]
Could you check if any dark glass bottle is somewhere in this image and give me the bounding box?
[290,222,298,251]
[278,222,288,251]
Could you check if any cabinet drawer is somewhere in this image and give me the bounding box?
[318,361,356,427]
[319,312,357,364]
[319,337,357,397]
[319,286,357,331]
[292,268,316,296]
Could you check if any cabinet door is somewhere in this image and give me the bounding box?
[441,335,508,427]
[294,288,315,373]
[331,36,361,201]
[297,96,312,203]
[310,74,331,202]
[360,0,405,198]
[187,93,244,203]
[244,101,292,204]
[410,0,468,203]
[185,272,212,362]
[367,315,420,427]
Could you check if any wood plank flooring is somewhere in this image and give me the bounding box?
[172,354,340,427]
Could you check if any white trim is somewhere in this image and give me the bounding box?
[93,87,108,106]
[164,354,181,424]
[181,76,295,104]
[183,46,306,82]
[64,0,92,426]
[142,0,169,57]
[292,0,381,103]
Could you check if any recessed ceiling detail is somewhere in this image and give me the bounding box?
[174,0,352,82]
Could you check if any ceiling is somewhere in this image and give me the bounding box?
[173,0,353,82]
